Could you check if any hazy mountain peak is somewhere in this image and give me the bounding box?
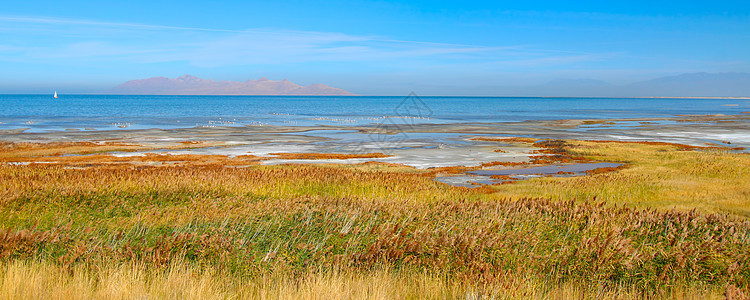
[638,72,749,83]
[497,72,750,97]
[627,72,750,97]
[111,75,357,96]
[543,78,609,87]
[176,74,199,80]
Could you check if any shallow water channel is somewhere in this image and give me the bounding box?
[434,162,622,187]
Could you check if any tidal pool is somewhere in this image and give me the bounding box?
[435,162,622,187]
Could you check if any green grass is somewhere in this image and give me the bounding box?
[0,141,749,298]
[493,140,750,217]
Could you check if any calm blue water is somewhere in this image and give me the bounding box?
[1,95,749,132]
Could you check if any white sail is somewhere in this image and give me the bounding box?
[54,91,58,98]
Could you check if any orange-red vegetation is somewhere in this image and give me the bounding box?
[529,152,592,164]
[359,161,413,168]
[0,141,144,159]
[0,143,399,167]
[581,120,616,125]
[0,141,266,167]
[585,140,745,151]
[480,161,529,168]
[1,139,749,297]
[20,153,266,167]
[585,166,625,175]
[426,165,476,175]
[0,141,226,163]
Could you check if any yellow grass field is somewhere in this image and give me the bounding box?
[492,139,750,217]
[0,140,748,299]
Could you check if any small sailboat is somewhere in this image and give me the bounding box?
[53,91,58,99]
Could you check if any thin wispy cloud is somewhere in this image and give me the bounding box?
[0,15,513,48]
[0,15,572,68]
[1,1,747,95]
[0,16,244,33]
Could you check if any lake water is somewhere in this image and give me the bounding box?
[1,95,749,132]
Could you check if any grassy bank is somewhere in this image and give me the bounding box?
[1,140,749,298]
[491,140,750,217]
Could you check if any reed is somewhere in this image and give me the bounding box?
[492,139,750,217]
[0,260,734,299]
[0,140,749,298]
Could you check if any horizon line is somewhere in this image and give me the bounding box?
[2,93,749,99]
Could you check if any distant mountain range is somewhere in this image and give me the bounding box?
[109,72,750,97]
[624,72,750,97]
[110,75,356,96]
[530,72,750,97]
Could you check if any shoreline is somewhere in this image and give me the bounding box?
[3,116,749,298]
[2,114,748,169]
[3,93,750,99]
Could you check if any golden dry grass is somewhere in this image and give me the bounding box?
[1,141,749,298]
[0,261,734,300]
[491,139,750,217]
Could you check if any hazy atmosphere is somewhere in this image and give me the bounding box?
[1,0,749,95]
[3,2,750,299]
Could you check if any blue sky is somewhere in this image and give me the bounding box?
[1,0,749,95]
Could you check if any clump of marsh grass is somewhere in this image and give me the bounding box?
[1,140,750,297]
[494,139,750,216]
[1,190,748,293]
